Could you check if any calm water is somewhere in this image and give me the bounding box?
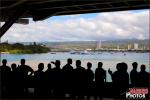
[1,52,149,82]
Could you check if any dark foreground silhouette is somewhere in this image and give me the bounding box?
[0,58,149,100]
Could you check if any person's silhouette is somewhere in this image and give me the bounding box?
[62,58,74,96]
[108,62,129,99]
[34,63,45,97]
[18,59,34,76]
[52,60,61,70]
[17,59,34,96]
[138,64,149,87]
[34,63,44,80]
[11,63,17,71]
[63,58,73,70]
[86,62,94,84]
[108,63,121,98]
[95,62,106,99]
[130,62,138,87]
[45,63,52,78]
[0,59,11,72]
[120,63,129,96]
[10,64,17,81]
[45,63,53,97]
[10,63,18,97]
[51,60,63,98]
[85,62,94,99]
[74,60,86,99]
[0,59,11,97]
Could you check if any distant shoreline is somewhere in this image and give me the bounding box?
[48,50,150,53]
[1,50,149,54]
[0,52,10,54]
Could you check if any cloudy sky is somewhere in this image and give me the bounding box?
[1,9,149,42]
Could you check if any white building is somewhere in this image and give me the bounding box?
[117,45,120,50]
[128,44,132,50]
[134,43,139,50]
[96,41,102,50]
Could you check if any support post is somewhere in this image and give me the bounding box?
[0,8,26,38]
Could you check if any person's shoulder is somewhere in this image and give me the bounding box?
[25,65,32,69]
[69,65,73,69]
[25,65,30,67]
[62,65,67,69]
[95,68,99,72]
[52,67,57,70]
[101,68,105,71]
[113,71,118,74]
[145,71,149,75]
[6,66,11,70]
[81,66,85,70]
[6,66,10,68]
[89,69,94,73]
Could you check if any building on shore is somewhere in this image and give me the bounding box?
[117,45,120,50]
[134,43,139,50]
[96,41,102,50]
[128,44,132,50]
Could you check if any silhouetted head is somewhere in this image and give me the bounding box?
[47,63,51,70]
[98,62,103,68]
[121,62,128,72]
[21,59,25,65]
[2,59,7,66]
[140,64,146,72]
[87,62,92,69]
[67,58,72,64]
[76,60,81,68]
[132,62,138,70]
[38,63,44,71]
[55,60,61,68]
[11,63,17,71]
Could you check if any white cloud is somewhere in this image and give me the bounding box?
[1,10,149,42]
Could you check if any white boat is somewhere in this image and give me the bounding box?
[80,50,89,55]
[69,50,79,54]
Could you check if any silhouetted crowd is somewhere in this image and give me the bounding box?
[0,58,149,99]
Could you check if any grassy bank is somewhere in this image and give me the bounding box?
[0,42,50,54]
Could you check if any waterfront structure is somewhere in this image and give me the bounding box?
[96,41,102,50]
[134,43,139,50]
[128,44,132,50]
[117,45,120,50]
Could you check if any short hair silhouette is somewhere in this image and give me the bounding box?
[76,60,81,67]
[130,62,138,87]
[21,59,25,65]
[67,58,72,64]
[47,63,51,69]
[55,60,60,67]
[2,59,7,65]
[11,63,17,71]
[132,62,138,69]
[141,64,146,71]
[98,62,103,68]
[87,62,92,69]
[38,63,44,71]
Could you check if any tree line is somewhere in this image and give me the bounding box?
[0,42,50,54]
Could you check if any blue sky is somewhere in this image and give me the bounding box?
[1,9,149,42]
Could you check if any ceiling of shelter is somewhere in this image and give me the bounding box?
[0,0,150,22]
